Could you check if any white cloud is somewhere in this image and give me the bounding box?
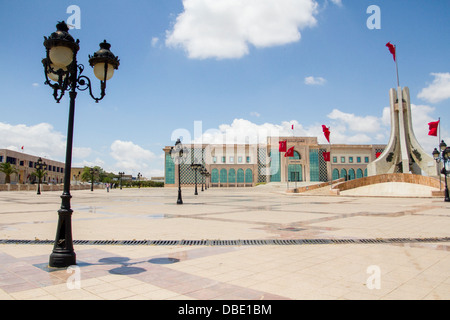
[250,111,261,117]
[327,109,382,133]
[304,76,326,85]
[110,140,160,177]
[0,122,69,160]
[417,72,450,103]
[187,101,443,152]
[330,0,342,6]
[151,37,160,47]
[166,0,318,59]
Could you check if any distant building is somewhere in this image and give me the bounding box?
[162,137,386,187]
[0,149,65,184]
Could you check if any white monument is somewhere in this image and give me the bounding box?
[367,87,435,176]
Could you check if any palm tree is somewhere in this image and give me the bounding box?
[0,162,19,184]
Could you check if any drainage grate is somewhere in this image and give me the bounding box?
[0,237,449,246]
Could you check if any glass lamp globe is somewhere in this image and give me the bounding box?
[49,46,73,68]
[47,64,68,82]
[93,62,115,81]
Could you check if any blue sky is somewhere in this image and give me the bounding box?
[0,0,449,178]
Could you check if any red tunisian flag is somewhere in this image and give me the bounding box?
[386,42,396,61]
[322,125,331,143]
[428,120,440,136]
[322,152,331,162]
[284,147,294,158]
[279,140,287,152]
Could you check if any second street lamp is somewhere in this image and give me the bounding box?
[190,161,202,196]
[432,140,450,202]
[90,167,98,192]
[171,139,185,205]
[119,172,124,190]
[137,172,142,188]
[35,158,47,195]
[43,21,119,268]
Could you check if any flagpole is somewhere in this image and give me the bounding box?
[329,140,332,189]
[395,45,400,87]
[439,117,442,190]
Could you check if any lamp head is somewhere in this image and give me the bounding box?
[44,21,79,68]
[89,40,120,81]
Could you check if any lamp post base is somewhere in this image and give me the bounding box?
[49,251,76,268]
[177,189,183,204]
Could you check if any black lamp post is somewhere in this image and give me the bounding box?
[171,138,185,204]
[43,21,119,268]
[137,172,142,188]
[433,140,450,202]
[35,157,47,195]
[190,161,202,196]
[119,172,124,190]
[206,172,210,190]
[200,166,206,192]
[89,167,97,192]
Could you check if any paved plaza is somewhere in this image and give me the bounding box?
[0,184,449,300]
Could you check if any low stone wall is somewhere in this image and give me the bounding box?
[332,173,443,193]
[0,184,103,192]
[287,178,346,194]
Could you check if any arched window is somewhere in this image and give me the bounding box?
[356,168,364,179]
[245,169,253,183]
[237,169,244,183]
[269,151,281,182]
[348,169,355,180]
[220,169,227,183]
[228,169,236,183]
[341,169,347,180]
[211,169,219,183]
[293,151,301,160]
[364,168,368,177]
[332,169,340,181]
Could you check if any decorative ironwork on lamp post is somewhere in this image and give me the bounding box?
[43,21,119,268]
[433,140,450,202]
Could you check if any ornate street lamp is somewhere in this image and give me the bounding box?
[205,172,210,190]
[190,160,202,196]
[43,21,119,268]
[433,140,450,202]
[137,172,142,188]
[119,172,124,190]
[89,167,98,192]
[170,139,186,204]
[35,158,47,195]
[200,166,206,192]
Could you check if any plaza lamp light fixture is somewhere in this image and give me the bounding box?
[170,138,186,204]
[137,172,142,188]
[35,157,47,195]
[89,167,98,192]
[200,166,207,192]
[190,160,202,196]
[118,172,125,190]
[432,140,450,202]
[42,21,120,268]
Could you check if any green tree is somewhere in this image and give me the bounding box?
[0,162,19,184]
